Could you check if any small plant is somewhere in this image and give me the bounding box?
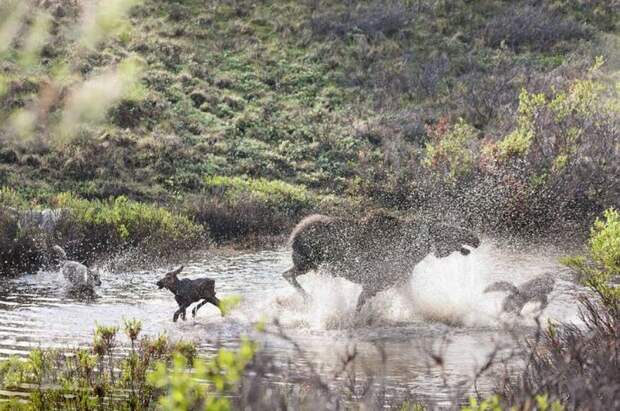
[218,295,243,316]
[423,117,477,179]
[148,338,256,411]
[124,318,143,343]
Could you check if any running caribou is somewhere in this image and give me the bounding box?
[282,212,481,311]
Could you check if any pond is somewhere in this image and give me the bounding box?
[0,240,583,406]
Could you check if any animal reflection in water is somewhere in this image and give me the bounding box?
[282,212,481,311]
[484,274,556,315]
[52,245,101,296]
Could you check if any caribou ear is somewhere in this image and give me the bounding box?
[170,265,184,276]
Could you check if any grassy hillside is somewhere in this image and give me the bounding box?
[0,0,618,253]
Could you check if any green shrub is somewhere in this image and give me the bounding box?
[0,188,206,275]
[0,321,190,410]
[149,338,256,411]
[52,193,205,252]
[203,175,315,214]
[462,394,564,411]
[494,127,534,159]
[492,60,609,165]
[190,176,320,242]
[563,208,620,316]
[423,118,477,178]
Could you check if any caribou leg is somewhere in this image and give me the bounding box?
[192,296,222,317]
[192,300,207,318]
[355,286,379,312]
[173,304,189,322]
[207,296,223,316]
[282,266,310,300]
[355,274,403,312]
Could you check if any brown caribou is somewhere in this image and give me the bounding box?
[282,212,481,311]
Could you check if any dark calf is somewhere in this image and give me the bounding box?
[156,266,221,322]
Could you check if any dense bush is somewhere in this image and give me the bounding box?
[423,117,478,179]
[0,189,205,275]
[563,208,620,317]
[203,176,315,215]
[52,193,204,252]
[0,207,45,276]
[496,297,619,410]
[481,62,619,226]
[549,0,620,32]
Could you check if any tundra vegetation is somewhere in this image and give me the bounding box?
[0,0,618,409]
[0,0,617,265]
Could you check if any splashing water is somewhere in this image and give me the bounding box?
[233,241,580,331]
[406,241,501,327]
[0,241,585,402]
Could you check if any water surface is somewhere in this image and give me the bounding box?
[0,241,583,404]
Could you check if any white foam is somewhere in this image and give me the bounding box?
[237,241,578,330]
[406,242,500,327]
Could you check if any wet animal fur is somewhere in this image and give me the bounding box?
[156,266,221,322]
[52,245,101,291]
[283,212,481,310]
[484,274,555,315]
